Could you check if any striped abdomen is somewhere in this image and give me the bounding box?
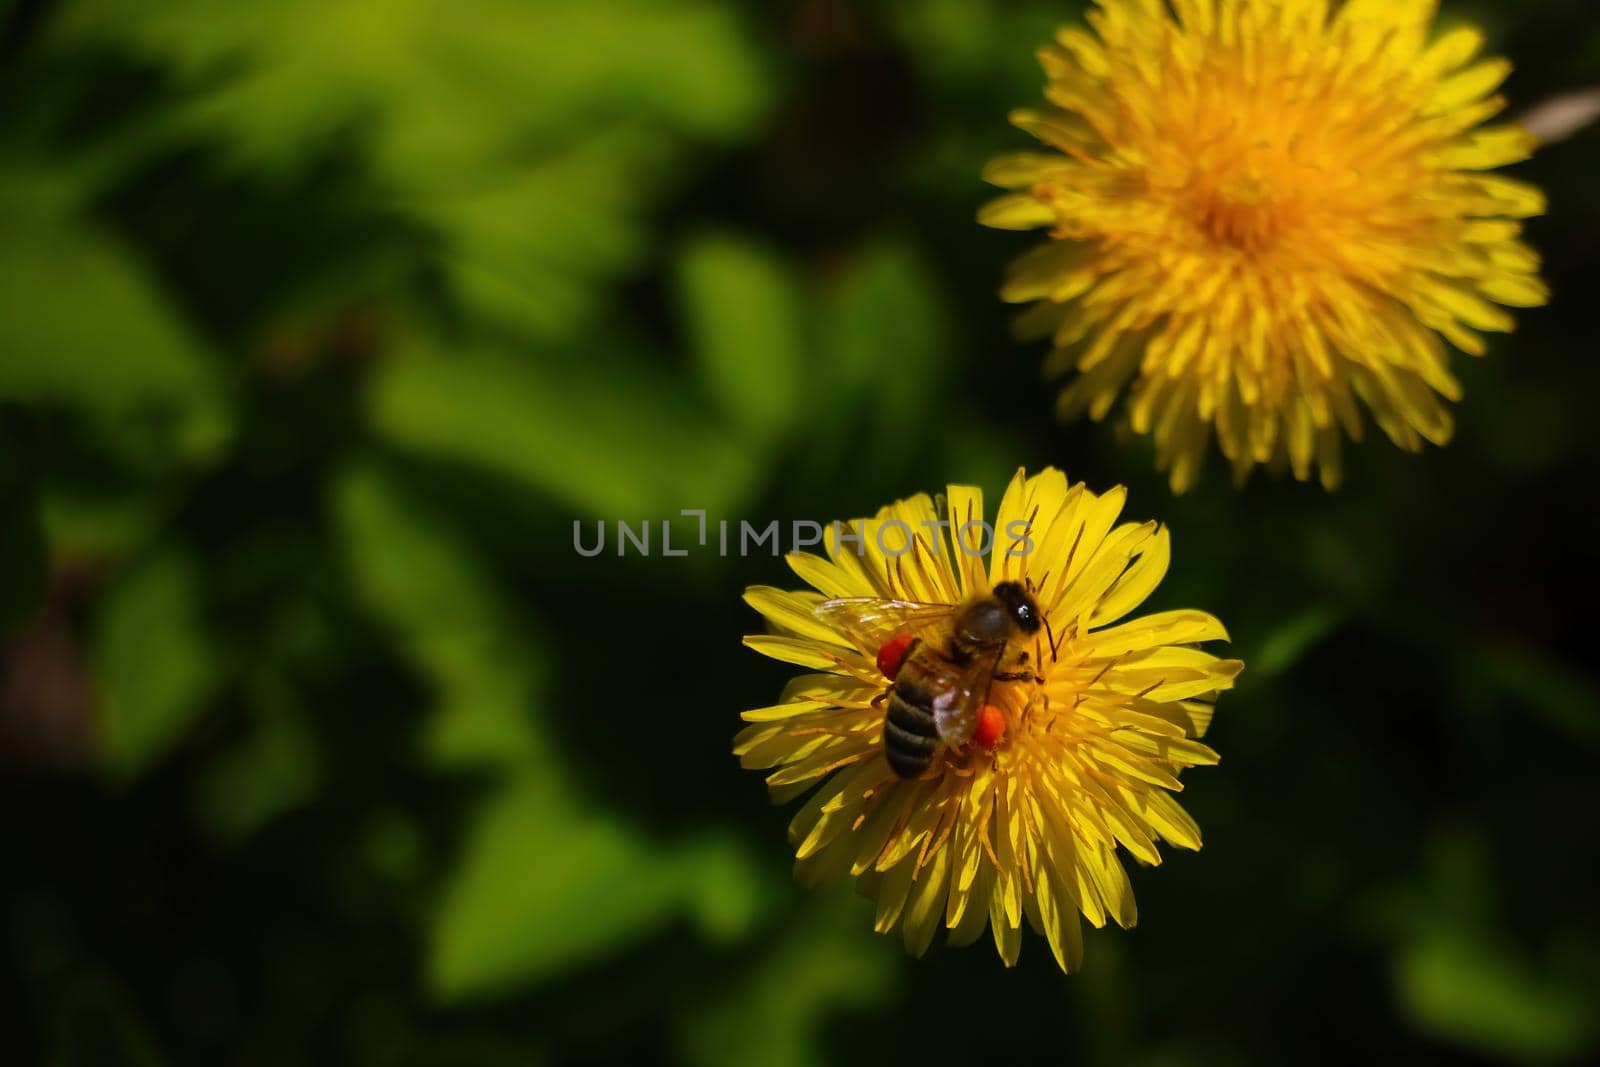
[883,677,941,779]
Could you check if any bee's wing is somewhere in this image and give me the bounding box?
[811,597,957,660]
[929,650,1001,745]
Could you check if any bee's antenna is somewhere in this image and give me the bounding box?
[1043,615,1061,663]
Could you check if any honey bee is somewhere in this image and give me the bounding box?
[815,580,1047,778]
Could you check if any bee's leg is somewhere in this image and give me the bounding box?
[979,645,1005,708]
[871,689,890,708]
[995,645,1046,684]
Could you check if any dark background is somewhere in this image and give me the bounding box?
[3,0,1598,1063]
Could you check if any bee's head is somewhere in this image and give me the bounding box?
[992,580,1042,635]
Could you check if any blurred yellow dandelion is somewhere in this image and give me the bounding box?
[736,468,1241,970]
[981,0,1549,492]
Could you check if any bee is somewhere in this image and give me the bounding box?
[815,580,1048,778]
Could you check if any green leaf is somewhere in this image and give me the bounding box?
[677,233,807,443]
[1388,830,1598,1061]
[1252,606,1341,679]
[38,486,169,562]
[93,547,218,779]
[429,779,765,1001]
[811,241,951,475]
[1468,642,1600,747]
[193,675,320,842]
[0,174,228,458]
[334,461,546,773]
[421,128,669,340]
[889,0,1076,100]
[677,894,897,1067]
[59,0,769,173]
[334,463,769,997]
[1398,931,1594,1061]
[822,242,948,399]
[368,344,759,518]
[58,0,772,341]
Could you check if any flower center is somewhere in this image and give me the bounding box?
[1178,134,1324,254]
[1195,174,1282,251]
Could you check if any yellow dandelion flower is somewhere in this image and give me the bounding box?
[981,0,1549,492]
[736,468,1241,970]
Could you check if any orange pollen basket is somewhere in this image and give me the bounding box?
[875,633,915,679]
[974,704,1007,749]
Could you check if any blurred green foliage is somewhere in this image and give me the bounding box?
[1387,832,1596,1062]
[93,546,217,779]
[3,0,1600,1064]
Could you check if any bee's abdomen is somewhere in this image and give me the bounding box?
[884,688,939,779]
